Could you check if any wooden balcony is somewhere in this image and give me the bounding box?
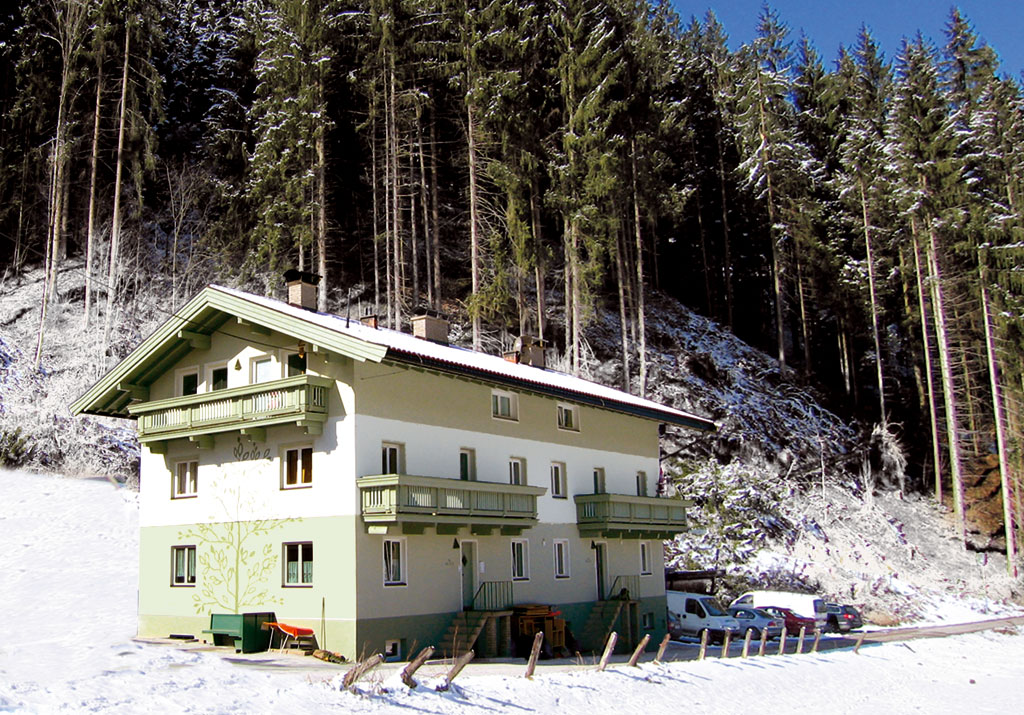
[574,493,690,539]
[358,474,546,535]
[129,374,333,447]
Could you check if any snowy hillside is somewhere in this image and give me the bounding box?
[2,469,1023,714]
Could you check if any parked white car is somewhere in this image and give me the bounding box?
[666,591,741,643]
[729,590,828,629]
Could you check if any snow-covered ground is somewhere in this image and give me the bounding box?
[2,470,1022,714]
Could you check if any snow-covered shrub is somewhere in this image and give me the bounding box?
[665,458,793,572]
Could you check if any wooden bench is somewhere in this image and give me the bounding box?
[202,613,245,650]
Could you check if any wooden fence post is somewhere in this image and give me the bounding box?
[853,632,868,654]
[401,646,434,688]
[758,628,768,657]
[628,634,650,667]
[698,629,709,661]
[342,653,384,691]
[524,631,544,679]
[777,627,788,655]
[741,629,752,658]
[437,650,475,692]
[598,632,618,671]
[655,633,671,664]
[720,630,732,659]
[796,626,806,654]
[812,629,822,653]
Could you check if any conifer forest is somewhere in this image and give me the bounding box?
[1,1,1023,568]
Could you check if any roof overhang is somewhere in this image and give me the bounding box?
[70,286,388,418]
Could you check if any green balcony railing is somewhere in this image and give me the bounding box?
[574,493,690,539]
[472,580,514,611]
[130,374,333,442]
[358,474,545,533]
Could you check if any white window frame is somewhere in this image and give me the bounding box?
[511,539,529,581]
[556,403,579,431]
[382,442,404,475]
[176,367,199,397]
[172,460,198,499]
[250,354,277,384]
[509,457,526,486]
[553,539,570,579]
[640,541,652,576]
[171,545,196,586]
[459,448,477,481]
[384,538,406,586]
[283,541,313,586]
[636,470,648,497]
[205,361,229,392]
[593,467,606,494]
[550,462,566,499]
[491,390,518,421]
[641,612,654,630]
[282,445,313,489]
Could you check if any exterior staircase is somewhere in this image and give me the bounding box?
[577,594,630,651]
[438,611,490,658]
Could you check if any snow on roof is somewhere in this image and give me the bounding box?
[211,285,714,430]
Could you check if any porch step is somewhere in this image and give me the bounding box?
[577,600,627,653]
[438,611,490,658]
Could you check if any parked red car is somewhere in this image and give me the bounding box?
[760,606,816,634]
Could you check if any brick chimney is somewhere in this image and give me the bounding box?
[283,269,320,311]
[411,309,449,344]
[503,335,546,368]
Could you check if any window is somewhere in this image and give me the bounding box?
[252,356,276,384]
[173,460,198,498]
[508,457,526,486]
[636,471,648,497]
[382,442,403,474]
[459,449,476,481]
[286,351,307,376]
[593,467,606,494]
[384,539,405,585]
[511,539,529,580]
[207,364,228,392]
[550,462,566,498]
[642,612,654,630]
[284,542,313,585]
[491,390,518,420]
[640,542,652,575]
[179,370,199,396]
[284,446,313,488]
[172,545,196,586]
[557,403,579,431]
[553,540,570,579]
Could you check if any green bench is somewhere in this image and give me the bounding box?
[202,612,276,653]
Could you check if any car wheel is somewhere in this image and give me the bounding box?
[745,627,760,640]
[826,616,839,633]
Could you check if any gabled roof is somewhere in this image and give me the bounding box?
[72,285,716,432]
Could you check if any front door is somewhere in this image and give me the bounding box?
[461,541,477,610]
[594,542,607,601]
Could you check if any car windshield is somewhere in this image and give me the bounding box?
[700,598,728,617]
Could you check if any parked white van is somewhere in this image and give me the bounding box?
[729,591,827,628]
[666,591,741,643]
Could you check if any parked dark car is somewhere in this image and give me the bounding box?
[825,603,863,632]
[760,606,816,635]
[728,607,784,640]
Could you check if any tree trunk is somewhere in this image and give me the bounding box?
[912,223,944,503]
[467,100,481,350]
[631,143,647,397]
[979,258,1017,576]
[417,107,432,309]
[714,125,734,328]
[316,100,327,312]
[925,214,966,545]
[530,182,545,342]
[101,21,132,369]
[859,179,887,422]
[430,115,441,311]
[615,227,630,392]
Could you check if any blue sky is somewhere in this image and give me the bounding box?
[671,1,1023,81]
